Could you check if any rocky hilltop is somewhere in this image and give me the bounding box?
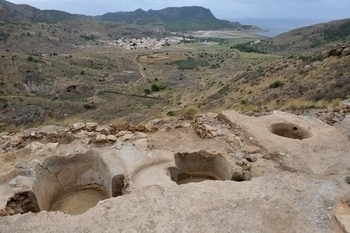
[98,6,255,31]
[0,1,257,32]
[0,0,80,24]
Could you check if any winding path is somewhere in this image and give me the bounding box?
[133,55,146,87]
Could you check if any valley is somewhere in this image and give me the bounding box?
[1,1,350,232]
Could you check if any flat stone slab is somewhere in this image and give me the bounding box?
[221,110,350,174]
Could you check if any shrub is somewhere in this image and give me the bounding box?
[144,88,151,94]
[269,81,285,88]
[27,56,34,61]
[151,83,166,92]
[172,58,208,70]
[166,111,176,116]
[181,106,199,120]
[83,104,94,109]
[232,42,266,54]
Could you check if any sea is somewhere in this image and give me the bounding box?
[227,18,330,37]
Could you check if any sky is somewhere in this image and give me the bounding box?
[6,0,350,21]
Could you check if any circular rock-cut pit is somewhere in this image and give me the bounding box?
[33,151,125,215]
[49,185,109,215]
[170,151,234,185]
[268,122,312,140]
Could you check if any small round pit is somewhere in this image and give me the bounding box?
[269,122,312,140]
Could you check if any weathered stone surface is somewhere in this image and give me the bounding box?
[128,124,136,132]
[244,154,258,162]
[116,131,133,137]
[119,134,134,142]
[222,110,350,174]
[10,136,24,148]
[114,123,129,131]
[0,141,10,150]
[85,122,98,131]
[242,145,261,154]
[174,124,183,129]
[27,142,44,150]
[96,125,114,135]
[133,132,148,140]
[236,159,251,170]
[132,138,148,150]
[231,166,245,181]
[135,124,145,132]
[336,214,350,233]
[106,135,118,142]
[71,122,86,131]
[145,124,158,132]
[0,109,349,233]
[95,133,107,143]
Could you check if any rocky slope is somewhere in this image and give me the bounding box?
[244,18,350,56]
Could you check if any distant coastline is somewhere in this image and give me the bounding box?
[229,18,328,37]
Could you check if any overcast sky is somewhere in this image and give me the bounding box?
[6,0,350,20]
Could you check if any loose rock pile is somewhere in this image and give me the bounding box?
[314,103,350,125]
[0,121,162,153]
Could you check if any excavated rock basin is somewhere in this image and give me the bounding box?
[268,122,312,140]
[27,151,125,215]
[49,185,109,215]
[171,151,233,185]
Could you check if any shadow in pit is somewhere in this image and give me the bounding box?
[268,122,312,140]
[169,150,247,185]
[4,150,126,216]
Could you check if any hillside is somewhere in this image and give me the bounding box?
[0,0,349,130]
[0,0,80,23]
[238,18,350,56]
[0,1,170,53]
[98,6,257,32]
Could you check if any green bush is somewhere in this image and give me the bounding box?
[232,42,266,54]
[27,56,34,61]
[83,104,94,109]
[172,58,209,70]
[151,83,166,92]
[144,88,151,94]
[166,111,176,116]
[269,81,285,89]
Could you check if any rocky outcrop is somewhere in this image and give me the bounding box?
[313,102,350,125]
[327,44,350,57]
[0,109,350,233]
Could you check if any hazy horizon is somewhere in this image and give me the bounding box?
[5,0,350,21]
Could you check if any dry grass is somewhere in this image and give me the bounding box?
[280,98,342,111]
[181,105,199,120]
[62,115,82,127]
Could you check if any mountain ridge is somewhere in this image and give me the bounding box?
[97,6,251,31]
[0,0,257,32]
